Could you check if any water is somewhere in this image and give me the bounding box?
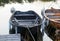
[0,1,60,41]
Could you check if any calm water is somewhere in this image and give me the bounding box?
[0,1,60,41]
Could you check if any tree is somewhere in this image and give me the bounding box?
[41,0,56,2]
[28,0,34,3]
[0,0,56,6]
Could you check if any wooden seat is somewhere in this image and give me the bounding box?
[46,13,60,22]
[46,13,60,16]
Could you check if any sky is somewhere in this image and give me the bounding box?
[0,0,60,41]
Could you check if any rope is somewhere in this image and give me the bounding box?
[26,27,36,41]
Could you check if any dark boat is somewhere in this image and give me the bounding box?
[42,7,60,41]
[9,10,43,41]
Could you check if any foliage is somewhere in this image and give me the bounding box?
[0,0,56,6]
[41,0,56,2]
[28,0,34,3]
